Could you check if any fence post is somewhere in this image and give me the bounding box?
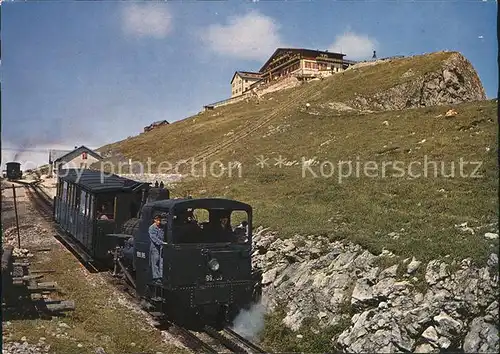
[12,184,21,249]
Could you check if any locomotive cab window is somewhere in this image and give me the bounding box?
[230,210,250,244]
[96,197,115,220]
[172,208,250,244]
[172,208,205,243]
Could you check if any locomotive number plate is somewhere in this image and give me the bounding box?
[205,274,223,282]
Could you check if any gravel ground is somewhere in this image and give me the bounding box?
[1,182,29,229]
[2,338,51,354]
[1,183,57,249]
[3,224,56,248]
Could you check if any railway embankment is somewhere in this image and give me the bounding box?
[251,227,498,352]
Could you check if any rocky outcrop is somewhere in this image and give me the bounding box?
[345,52,486,112]
[252,227,499,353]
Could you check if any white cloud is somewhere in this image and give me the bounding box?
[121,3,173,38]
[201,11,284,61]
[328,32,378,60]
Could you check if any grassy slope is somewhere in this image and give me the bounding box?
[100,52,498,264]
[99,52,452,164]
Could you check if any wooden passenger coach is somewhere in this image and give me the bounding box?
[53,169,150,262]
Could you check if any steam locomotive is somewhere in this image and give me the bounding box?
[52,169,262,329]
[4,162,23,181]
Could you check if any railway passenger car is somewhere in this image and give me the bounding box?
[5,162,22,180]
[53,169,168,265]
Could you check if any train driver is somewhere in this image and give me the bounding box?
[218,215,234,242]
[220,215,231,232]
[234,220,248,243]
[149,214,165,282]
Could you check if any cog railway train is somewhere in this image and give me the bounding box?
[52,169,262,330]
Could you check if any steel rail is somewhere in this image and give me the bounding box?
[168,323,219,354]
[223,327,267,353]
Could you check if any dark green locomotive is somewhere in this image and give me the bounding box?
[128,198,262,329]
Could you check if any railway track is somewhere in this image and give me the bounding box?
[22,179,269,354]
[19,180,101,273]
[20,181,54,220]
[190,79,323,163]
[166,322,266,354]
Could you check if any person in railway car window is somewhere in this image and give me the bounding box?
[149,214,165,282]
[218,215,234,242]
[218,216,227,232]
[234,220,248,243]
[220,215,230,230]
[97,204,109,220]
[173,210,200,243]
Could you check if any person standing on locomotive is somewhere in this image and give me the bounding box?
[149,215,164,282]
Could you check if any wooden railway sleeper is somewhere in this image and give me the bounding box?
[223,327,267,353]
[169,323,219,354]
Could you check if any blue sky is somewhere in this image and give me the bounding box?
[0,0,497,168]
